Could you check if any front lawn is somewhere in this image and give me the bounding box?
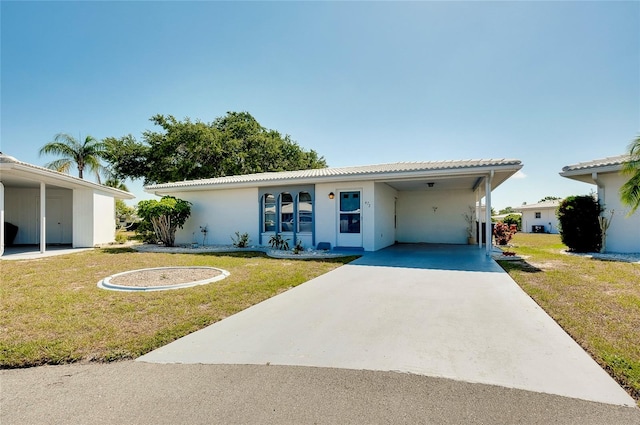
[497,233,640,403]
[0,248,356,368]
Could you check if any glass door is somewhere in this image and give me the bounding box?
[337,191,362,247]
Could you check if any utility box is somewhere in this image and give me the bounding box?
[532,225,545,233]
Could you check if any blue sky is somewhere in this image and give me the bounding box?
[2,1,638,210]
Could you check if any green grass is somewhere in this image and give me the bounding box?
[0,248,357,368]
[497,233,640,403]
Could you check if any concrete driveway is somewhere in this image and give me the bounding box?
[138,244,634,407]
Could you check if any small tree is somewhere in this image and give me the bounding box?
[137,196,191,247]
[557,195,603,252]
[115,200,136,229]
[502,214,522,231]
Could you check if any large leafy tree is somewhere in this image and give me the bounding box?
[620,135,640,214]
[105,112,327,184]
[39,133,107,181]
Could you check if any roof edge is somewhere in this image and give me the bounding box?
[0,154,135,199]
[145,159,523,192]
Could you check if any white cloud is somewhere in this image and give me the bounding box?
[512,170,527,179]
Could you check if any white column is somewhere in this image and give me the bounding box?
[485,171,494,255]
[40,182,46,253]
[0,182,4,256]
[475,185,481,248]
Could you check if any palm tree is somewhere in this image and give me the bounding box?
[39,133,107,181]
[104,176,129,192]
[620,135,640,215]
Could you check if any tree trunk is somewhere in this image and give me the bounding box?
[151,215,176,246]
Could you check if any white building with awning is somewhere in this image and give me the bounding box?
[1,153,134,256]
[145,158,523,254]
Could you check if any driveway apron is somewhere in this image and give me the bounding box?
[138,244,635,406]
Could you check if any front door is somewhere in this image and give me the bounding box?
[336,190,362,248]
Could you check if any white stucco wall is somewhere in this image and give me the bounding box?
[396,189,474,244]
[597,173,640,253]
[92,192,116,245]
[521,208,559,234]
[373,182,397,251]
[4,187,73,245]
[173,188,259,246]
[73,188,94,247]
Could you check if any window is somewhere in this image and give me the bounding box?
[280,193,294,232]
[535,212,541,219]
[340,191,361,233]
[298,192,313,232]
[263,194,276,232]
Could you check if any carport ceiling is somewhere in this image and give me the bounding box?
[384,176,479,191]
[381,169,515,192]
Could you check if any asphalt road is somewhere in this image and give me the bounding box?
[2,361,639,424]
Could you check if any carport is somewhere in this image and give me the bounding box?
[0,154,134,256]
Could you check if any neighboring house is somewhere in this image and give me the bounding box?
[515,200,560,234]
[0,153,135,256]
[560,155,640,253]
[145,159,523,253]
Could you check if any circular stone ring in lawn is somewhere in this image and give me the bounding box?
[98,267,230,292]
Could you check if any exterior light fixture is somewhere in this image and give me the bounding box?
[427,182,435,188]
[328,192,335,199]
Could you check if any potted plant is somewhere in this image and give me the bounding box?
[463,206,476,244]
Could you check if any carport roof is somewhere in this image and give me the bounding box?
[0,153,134,199]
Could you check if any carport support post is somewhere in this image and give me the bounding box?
[476,188,481,248]
[485,171,493,255]
[40,182,46,253]
[0,182,4,256]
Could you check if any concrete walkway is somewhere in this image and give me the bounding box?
[0,245,93,260]
[139,244,635,407]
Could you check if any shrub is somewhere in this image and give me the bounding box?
[231,231,251,248]
[268,234,289,250]
[292,240,304,254]
[137,196,192,247]
[493,221,515,245]
[557,195,602,252]
[115,232,128,244]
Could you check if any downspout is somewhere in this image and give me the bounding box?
[485,170,494,255]
[591,172,605,205]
